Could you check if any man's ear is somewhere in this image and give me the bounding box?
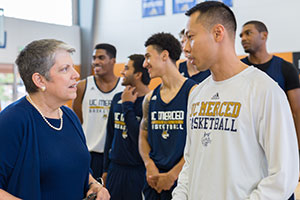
[261,31,268,41]
[160,50,169,62]
[111,57,116,64]
[134,71,142,81]
[213,24,225,42]
[32,72,46,90]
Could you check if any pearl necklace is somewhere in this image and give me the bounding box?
[26,95,63,131]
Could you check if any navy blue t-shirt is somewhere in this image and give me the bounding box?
[148,79,196,170]
[104,92,145,171]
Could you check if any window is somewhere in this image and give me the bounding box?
[0,0,72,26]
[0,65,26,110]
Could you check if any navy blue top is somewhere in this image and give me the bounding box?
[103,92,145,172]
[241,56,300,92]
[0,97,90,200]
[148,79,196,171]
[179,61,211,83]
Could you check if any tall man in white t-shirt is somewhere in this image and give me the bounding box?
[172,1,299,199]
[73,43,124,179]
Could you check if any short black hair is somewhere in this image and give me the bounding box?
[186,1,237,38]
[128,54,150,85]
[144,32,182,63]
[94,43,116,58]
[243,20,268,33]
[179,29,185,39]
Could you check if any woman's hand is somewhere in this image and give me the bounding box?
[86,181,110,200]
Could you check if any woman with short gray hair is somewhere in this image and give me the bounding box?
[0,39,110,200]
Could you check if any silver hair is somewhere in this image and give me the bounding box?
[15,39,75,93]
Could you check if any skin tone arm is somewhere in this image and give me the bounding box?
[152,85,196,193]
[138,92,160,189]
[86,174,110,200]
[139,91,184,193]
[287,88,300,150]
[0,190,21,200]
[0,174,111,200]
[72,80,86,123]
[154,157,185,193]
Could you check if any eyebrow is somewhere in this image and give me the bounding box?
[239,29,250,37]
[145,53,150,57]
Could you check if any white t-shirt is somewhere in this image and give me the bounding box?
[82,76,125,153]
[172,66,299,200]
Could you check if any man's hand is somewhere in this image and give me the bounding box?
[145,160,160,189]
[121,86,138,103]
[154,172,176,193]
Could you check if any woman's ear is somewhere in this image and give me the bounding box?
[32,72,46,91]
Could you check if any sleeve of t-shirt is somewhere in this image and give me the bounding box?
[103,94,117,173]
[282,60,300,91]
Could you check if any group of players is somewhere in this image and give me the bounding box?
[73,1,300,200]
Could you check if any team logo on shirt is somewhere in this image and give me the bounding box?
[122,130,128,139]
[211,93,219,100]
[162,130,169,139]
[151,110,184,131]
[189,101,241,132]
[151,95,157,100]
[88,99,111,117]
[201,132,211,147]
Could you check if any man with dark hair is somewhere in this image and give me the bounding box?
[178,29,210,83]
[172,1,299,199]
[102,54,150,200]
[240,20,300,154]
[139,32,196,200]
[73,43,124,179]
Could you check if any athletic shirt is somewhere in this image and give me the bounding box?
[241,56,300,92]
[104,92,145,171]
[173,66,299,199]
[82,76,125,153]
[148,79,196,171]
[179,61,211,83]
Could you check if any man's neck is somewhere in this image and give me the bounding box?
[134,84,150,97]
[186,61,200,76]
[160,63,186,90]
[94,73,119,92]
[95,73,118,83]
[248,50,272,64]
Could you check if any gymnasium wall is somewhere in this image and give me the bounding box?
[94,0,300,63]
[0,17,81,65]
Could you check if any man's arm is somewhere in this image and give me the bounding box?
[102,95,117,185]
[282,60,300,150]
[122,86,140,143]
[287,88,300,150]
[72,80,86,124]
[155,157,185,193]
[138,91,159,189]
[248,86,299,199]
